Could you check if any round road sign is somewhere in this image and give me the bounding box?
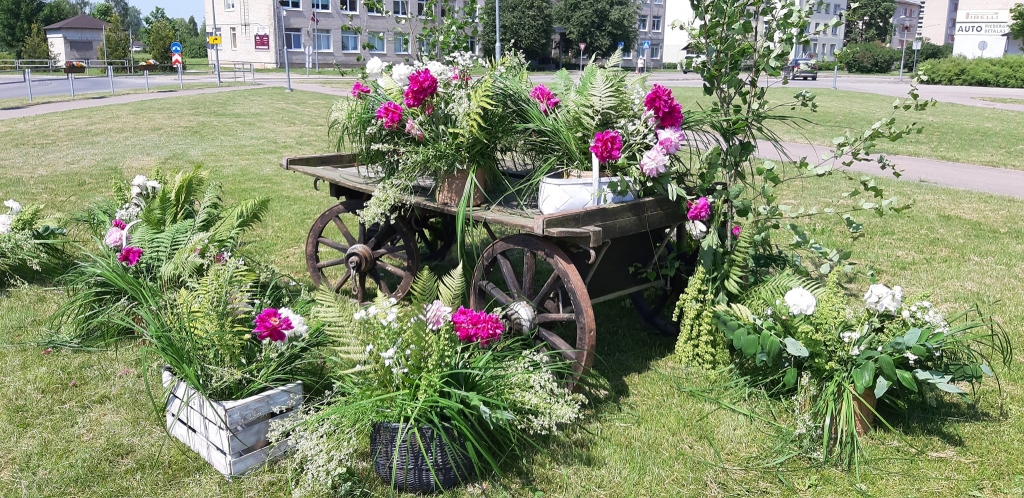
[170,41,183,54]
[304,45,313,56]
[978,40,988,51]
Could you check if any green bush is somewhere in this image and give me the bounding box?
[919,55,1024,88]
[817,60,840,71]
[917,41,952,62]
[837,42,900,73]
[662,62,678,69]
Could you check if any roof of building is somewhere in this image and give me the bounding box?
[44,15,111,31]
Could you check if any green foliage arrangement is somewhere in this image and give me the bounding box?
[919,55,1024,88]
[846,0,897,44]
[0,199,67,286]
[672,266,728,369]
[1011,3,1024,41]
[51,167,270,346]
[916,40,953,62]
[146,20,176,66]
[837,42,900,74]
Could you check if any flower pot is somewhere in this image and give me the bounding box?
[63,66,85,74]
[161,367,303,477]
[537,173,635,214]
[138,65,159,72]
[851,387,877,436]
[435,168,485,206]
[370,422,475,493]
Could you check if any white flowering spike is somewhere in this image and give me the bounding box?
[0,214,12,234]
[784,287,817,316]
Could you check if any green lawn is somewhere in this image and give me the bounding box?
[974,97,1024,105]
[2,88,1023,497]
[0,82,248,110]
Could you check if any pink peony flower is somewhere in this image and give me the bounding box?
[656,127,686,154]
[105,226,127,248]
[687,197,712,221]
[529,85,561,115]
[590,130,623,164]
[732,225,742,237]
[351,81,372,98]
[253,308,293,343]
[111,219,127,230]
[644,84,684,128]
[375,101,404,130]
[640,146,669,177]
[451,307,504,346]
[405,119,424,141]
[117,246,143,266]
[403,68,438,108]
[423,300,453,331]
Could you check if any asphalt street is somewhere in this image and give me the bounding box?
[0,72,192,99]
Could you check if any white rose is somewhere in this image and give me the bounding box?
[4,199,22,216]
[685,220,707,240]
[0,214,12,234]
[366,56,387,76]
[784,287,817,316]
[864,283,902,313]
[391,63,414,86]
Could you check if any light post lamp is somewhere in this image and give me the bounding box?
[897,15,908,81]
[495,0,501,60]
[833,10,844,89]
[210,0,222,86]
[278,0,292,92]
[554,26,564,70]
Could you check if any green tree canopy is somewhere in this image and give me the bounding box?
[554,0,639,57]
[38,0,77,27]
[0,0,44,57]
[1011,4,1024,41]
[91,2,114,22]
[21,23,53,60]
[147,19,175,65]
[102,13,129,61]
[480,0,554,61]
[847,0,897,44]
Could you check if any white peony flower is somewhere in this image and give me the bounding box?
[685,220,707,240]
[784,287,817,316]
[391,63,414,86]
[279,308,308,340]
[365,56,387,76]
[4,199,22,216]
[0,214,11,234]
[425,60,452,80]
[864,283,903,314]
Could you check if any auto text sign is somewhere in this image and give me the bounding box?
[955,23,1010,35]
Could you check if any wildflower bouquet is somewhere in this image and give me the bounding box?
[331,53,526,224]
[0,198,67,286]
[710,273,1011,464]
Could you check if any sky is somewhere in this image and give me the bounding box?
[130,1,205,23]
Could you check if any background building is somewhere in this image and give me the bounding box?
[797,0,849,60]
[918,0,958,44]
[952,0,1023,57]
[661,0,694,65]
[205,0,483,69]
[622,0,667,69]
[890,0,923,49]
[44,14,110,64]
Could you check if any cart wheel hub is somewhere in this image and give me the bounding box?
[346,244,375,273]
[503,301,537,335]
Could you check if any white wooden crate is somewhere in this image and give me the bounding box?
[161,368,303,477]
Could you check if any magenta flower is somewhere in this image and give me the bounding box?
[656,127,686,154]
[111,219,127,230]
[640,146,669,177]
[117,246,143,266]
[687,197,712,221]
[375,101,404,130]
[105,227,126,248]
[405,119,424,141]
[529,85,561,115]
[451,307,504,346]
[644,84,684,128]
[253,308,293,343]
[732,225,742,237]
[351,81,372,98]
[403,68,438,108]
[590,130,623,164]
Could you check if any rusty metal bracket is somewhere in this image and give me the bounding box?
[313,178,322,191]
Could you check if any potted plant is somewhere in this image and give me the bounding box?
[63,61,85,74]
[128,259,331,476]
[301,266,587,493]
[138,59,159,71]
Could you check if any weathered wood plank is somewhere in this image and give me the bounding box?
[166,415,232,476]
[222,383,303,428]
[282,153,360,169]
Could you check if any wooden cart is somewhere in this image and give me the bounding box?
[283,153,691,375]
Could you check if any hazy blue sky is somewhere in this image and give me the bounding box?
[130,1,205,23]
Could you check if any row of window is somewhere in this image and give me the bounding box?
[622,44,662,60]
[815,3,844,15]
[227,0,452,16]
[275,28,474,55]
[800,42,838,57]
[810,22,841,36]
[640,0,665,4]
[638,15,663,32]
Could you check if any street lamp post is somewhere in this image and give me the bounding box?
[210,0,222,86]
[897,15,908,81]
[495,0,502,61]
[279,0,292,92]
[833,11,844,89]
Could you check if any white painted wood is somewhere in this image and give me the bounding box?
[161,368,303,477]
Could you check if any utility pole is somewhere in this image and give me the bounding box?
[494,0,501,60]
[279,0,292,92]
[210,0,222,86]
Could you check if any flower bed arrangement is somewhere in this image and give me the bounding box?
[64,61,85,73]
[138,59,159,70]
[0,198,67,286]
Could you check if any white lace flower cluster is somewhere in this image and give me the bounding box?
[353,297,399,327]
[268,407,359,497]
[116,175,162,221]
[501,351,586,436]
[0,199,22,234]
[863,283,903,314]
[901,301,949,333]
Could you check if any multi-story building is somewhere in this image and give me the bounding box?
[797,0,849,60]
[622,0,667,69]
[205,0,483,69]
[951,0,1024,57]
[890,0,923,49]
[661,0,694,65]
[918,0,958,44]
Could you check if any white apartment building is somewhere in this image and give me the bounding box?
[919,0,958,44]
[890,0,923,49]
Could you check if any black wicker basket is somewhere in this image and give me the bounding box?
[370,422,475,493]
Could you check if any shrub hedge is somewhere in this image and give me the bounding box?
[837,42,901,74]
[919,55,1024,88]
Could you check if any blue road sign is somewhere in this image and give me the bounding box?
[643,40,651,50]
[170,42,183,54]
[618,41,624,49]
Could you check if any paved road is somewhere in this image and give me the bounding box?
[0,73,185,99]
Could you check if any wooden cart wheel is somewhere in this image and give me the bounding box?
[470,234,596,378]
[408,209,456,261]
[306,200,419,302]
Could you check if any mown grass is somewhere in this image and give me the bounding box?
[974,97,1024,106]
[0,82,250,110]
[1,88,1023,497]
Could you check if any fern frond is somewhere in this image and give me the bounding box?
[740,272,825,311]
[409,265,440,308]
[723,228,754,296]
[438,263,465,308]
[313,289,366,368]
[604,48,624,69]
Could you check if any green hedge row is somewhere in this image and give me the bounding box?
[920,55,1024,88]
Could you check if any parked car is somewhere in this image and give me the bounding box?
[783,58,818,80]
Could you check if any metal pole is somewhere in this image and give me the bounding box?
[580,49,583,73]
[211,0,222,86]
[144,70,149,91]
[494,0,501,60]
[178,64,183,89]
[281,4,292,92]
[70,72,75,97]
[108,65,115,95]
[913,48,918,72]
[25,69,32,103]
[251,65,255,84]
[899,39,907,81]
[129,27,135,72]
[832,64,838,89]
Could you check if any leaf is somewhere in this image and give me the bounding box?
[935,383,966,394]
[783,367,798,388]
[783,337,809,357]
[878,354,897,381]
[765,337,782,362]
[874,376,890,399]
[732,328,747,350]
[853,361,875,393]
[903,327,922,346]
[741,334,760,356]
[896,369,918,392]
[980,364,994,376]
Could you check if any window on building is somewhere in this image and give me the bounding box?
[813,22,820,33]
[651,16,662,32]
[312,0,330,10]
[225,0,235,10]
[314,29,331,51]
[468,37,477,54]
[369,32,386,52]
[651,44,661,59]
[653,0,663,4]
[622,48,632,59]
[834,3,841,14]
[638,16,647,31]
[417,37,431,55]
[393,0,408,15]
[285,28,302,50]
[829,43,836,55]
[340,0,358,11]
[811,43,818,55]
[229,27,237,49]
[824,3,830,14]
[394,33,410,53]
[417,0,428,16]
[283,0,300,8]
[366,0,383,14]
[832,25,838,35]
[341,30,359,51]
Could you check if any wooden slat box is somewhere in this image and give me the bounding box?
[162,368,303,477]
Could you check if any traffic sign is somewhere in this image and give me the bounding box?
[978,40,988,51]
[208,35,222,45]
[643,40,651,50]
[912,38,922,50]
[170,41,182,54]
[618,41,624,49]
[172,53,183,67]
[579,42,586,52]
[304,45,313,56]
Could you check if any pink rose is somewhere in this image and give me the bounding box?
[687,197,712,221]
[403,68,438,108]
[590,130,623,164]
[644,84,684,128]
[732,225,742,237]
[405,119,424,141]
[529,85,561,115]
[105,227,126,248]
[451,307,504,346]
[351,81,372,98]
[375,101,404,130]
[656,127,686,154]
[253,308,293,343]
[117,246,143,266]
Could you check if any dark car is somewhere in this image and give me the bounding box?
[783,58,818,80]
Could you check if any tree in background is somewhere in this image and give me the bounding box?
[1011,4,1024,41]
[105,0,141,34]
[846,0,896,44]
[554,0,638,58]
[70,0,92,15]
[147,19,175,65]
[102,13,130,61]
[90,2,114,22]
[0,0,44,58]
[21,24,53,60]
[187,15,199,37]
[479,0,554,62]
[38,0,77,27]
[141,6,169,44]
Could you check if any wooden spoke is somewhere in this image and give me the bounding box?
[531,272,562,308]
[522,251,536,298]
[317,237,348,253]
[477,281,513,306]
[373,245,409,260]
[331,270,351,293]
[495,254,522,297]
[331,216,357,246]
[316,257,348,269]
[537,313,576,324]
[376,259,409,279]
[536,327,578,362]
[356,273,366,302]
